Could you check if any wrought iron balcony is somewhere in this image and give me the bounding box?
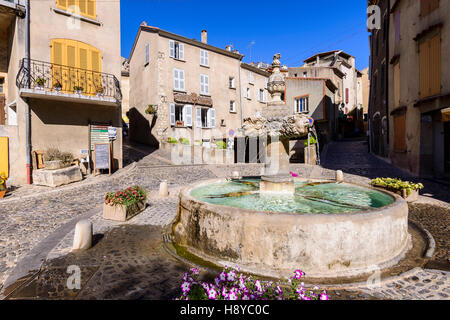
[16,58,122,104]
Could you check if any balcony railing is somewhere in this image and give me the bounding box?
[16,58,122,102]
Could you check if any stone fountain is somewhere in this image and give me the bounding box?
[243,53,309,193]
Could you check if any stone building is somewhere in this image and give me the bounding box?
[285,77,338,143]
[388,0,450,178]
[121,57,130,118]
[357,67,370,133]
[368,0,390,158]
[128,24,269,147]
[0,0,122,185]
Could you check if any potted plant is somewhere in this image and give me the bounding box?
[216,140,226,149]
[179,138,190,145]
[35,77,46,90]
[145,104,158,115]
[304,136,317,165]
[168,137,178,144]
[73,85,84,94]
[371,177,424,202]
[0,172,8,199]
[96,86,105,97]
[103,186,147,222]
[53,80,63,92]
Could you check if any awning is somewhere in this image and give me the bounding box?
[441,107,450,122]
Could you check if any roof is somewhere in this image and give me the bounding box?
[129,25,244,62]
[241,63,271,77]
[304,50,353,63]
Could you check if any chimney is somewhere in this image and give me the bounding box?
[225,45,232,52]
[201,30,207,44]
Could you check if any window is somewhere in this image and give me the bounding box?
[169,40,184,60]
[196,107,215,128]
[230,101,236,113]
[200,74,210,95]
[419,33,441,98]
[200,49,209,67]
[56,0,96,20]
[145,43,149,65]
[229,77,235,89]
[258,89,265,102]
[0,78,3,94]
[244,87,251,99]
[264,78,268,89]
[173,68,185,91]
[249,71,254,84]
[295,96,309,113]
[421,0,439,17]
[345,88,349,104]
[50,39,101,93]
[394,113,406,152]
[170,104,192,127]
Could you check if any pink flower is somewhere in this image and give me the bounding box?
[207,288,217,300]
[290,171,299,178]
[320,291,329,300]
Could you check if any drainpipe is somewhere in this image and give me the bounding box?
[25,0,31,184]
[238,57,243,128]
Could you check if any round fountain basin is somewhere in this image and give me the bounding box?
[172,178,409,279]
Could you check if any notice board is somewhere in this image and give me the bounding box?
[93,143,111,175]
[90,124,109,151]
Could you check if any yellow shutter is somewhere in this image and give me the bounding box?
[51,39,102,95]
[429,34,441,96]
[78,0,87,16]
[419,40,429,99]
[394,114,406,152]
[87,0,96,19]
[56,0,68,10]
[0,137,8,179]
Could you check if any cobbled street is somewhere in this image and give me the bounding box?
[0,139,449,300]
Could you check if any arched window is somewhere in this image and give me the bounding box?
[56,0,96,20]
[51,39,102,94]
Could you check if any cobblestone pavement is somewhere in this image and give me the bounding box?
[1,139,449,300]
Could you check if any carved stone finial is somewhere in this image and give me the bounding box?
[267,53,285,106]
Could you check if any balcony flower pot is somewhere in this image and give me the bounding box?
[35,78,46,90]
[73,86,84,95]
[96,86,105,97]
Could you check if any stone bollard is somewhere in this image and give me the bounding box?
[336,170,344,182]
[159,180,169,197]
[72,220,92,251]
[232,171,240,179]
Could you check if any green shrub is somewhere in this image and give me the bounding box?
[216,141,226,149]
[371,177,424,196]
[104,186,147,207]
[168,137,178,144]
[43,148,74,166]
[179,138,190,145]
[304,136,317,147]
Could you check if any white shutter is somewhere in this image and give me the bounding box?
[174,69,179,90]
[170,103,175,126]
[200,74,205,94]
[264,90,268,102]
[179,43,184,60]
[169,40,174,58]
[184,105,193,127]
[180,70,185,91]
[196,108,202,128]
[200,50,205,66]
[205,51,209,66]
[242,87,247,98]
[205,75,209,94]
[210,108,216,128]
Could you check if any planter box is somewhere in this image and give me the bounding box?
[33,165,82,187]
[103,200,146,222]
[398,189,419,202]
[44,160,68,170]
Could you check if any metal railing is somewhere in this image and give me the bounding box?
[16,58,122,102]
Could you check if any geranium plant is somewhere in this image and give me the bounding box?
[73,85,84,92]
[35,77,46,87]
[176,267,329,301]
[371,177,424,196]
[145,105,158,115]
[104,186,147,207]
[0,172,8,191]
[53,80,62,89]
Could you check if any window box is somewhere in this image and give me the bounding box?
[175,121,185,127]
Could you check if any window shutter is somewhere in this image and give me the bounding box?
[145,43,149,64]
[169,40,175,58]
[200,74,205,94]
[430,34,441,96]
[180,70,185,91]
[205,51,209,66]
[79,47,88,69]
[196,108,202,128]
[205,75,209,94]
[170,103,175,126]
[179,43,185,60]
[210,108,216,128]
[184,105,193,127]
[174,69,179,90]
[57,0,68,10]
[52,40,63,65]
[79,0,87,16]
[87,0,96,18]
[200,50,205,65]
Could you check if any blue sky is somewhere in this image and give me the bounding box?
[121,0,370,70]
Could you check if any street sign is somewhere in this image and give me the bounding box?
[229,129,235,137]
[108,126,117,140]
[308,117,314,127]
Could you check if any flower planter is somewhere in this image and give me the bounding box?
[0,183,6,199]
[44,160,67,170]
[54,87,62,93]
[398,189,419,202]
[96,92,104,98]
[103,199,146,222]
[75,90,83,95]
